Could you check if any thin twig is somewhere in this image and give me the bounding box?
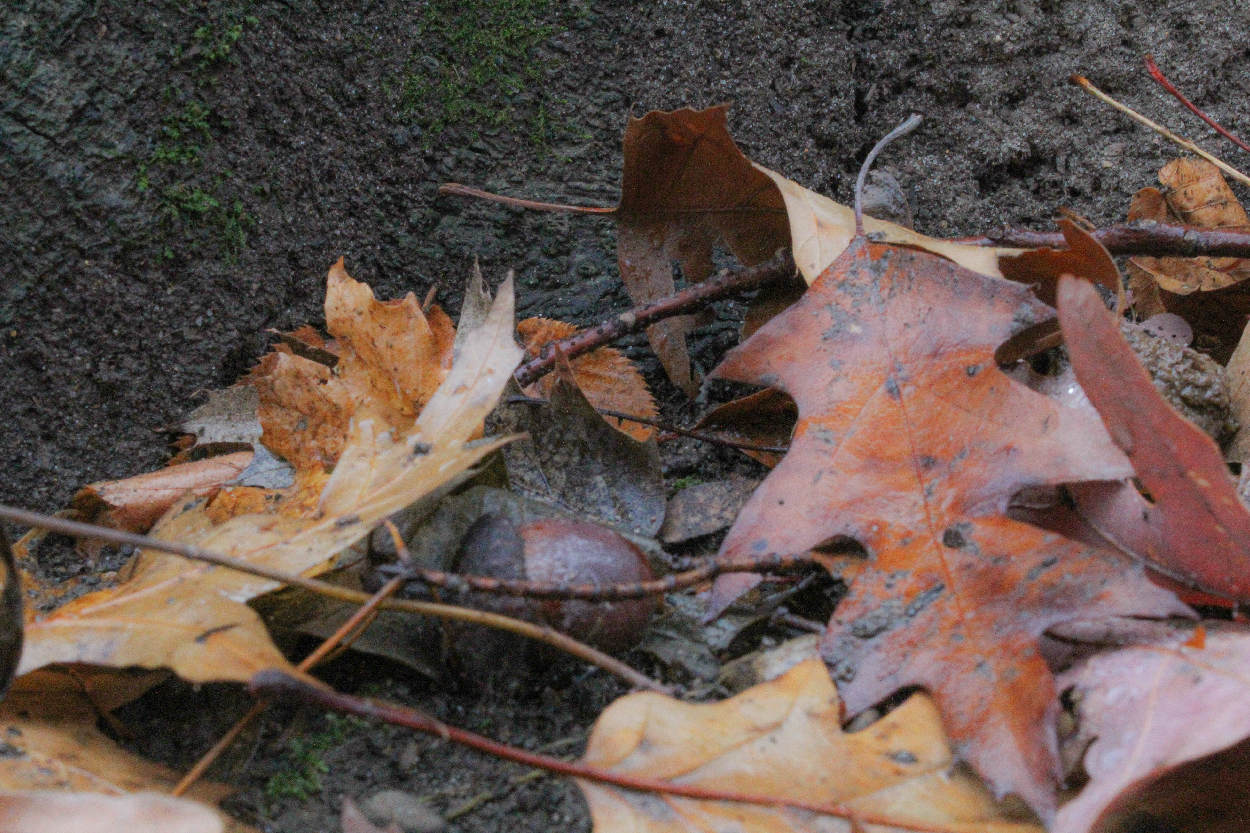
[513,248,797,388]
[1070,75,1250,188]
[389,551,818,601]
[249,669,966,833]
[0,504,668,693]
[1145,55,1250,154]
[970,222,1250,258]
[504,395,789,454]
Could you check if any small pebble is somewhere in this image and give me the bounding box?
[362,790,446,833]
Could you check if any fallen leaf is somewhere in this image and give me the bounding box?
[1224,322,1250,461]
[16,277,523,685]
[0,791,225,833]
[516,317,658,441]
[1126,159,1250,356]
[179,385,263,446]
[1054,623,1250,833]
[448,106,1011,393]
[491,370,665,537]
[1059,274,1250,603]
[693,388,797,468]
[658,477,760,544]
[577,657,1043,833]
[998,219,1121,307]
[70,452,254,535]
[710,237,1186,818]
[248,258,456,472]
[342,797,402,833]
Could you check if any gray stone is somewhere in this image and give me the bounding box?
[361,790,445,833]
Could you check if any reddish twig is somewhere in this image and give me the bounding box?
[513,248,797,388]
[1146,54,1250,154]
[248,669,962,833]
[389,552,818,601]
[505,395,790,454]
[969,222,1250,258]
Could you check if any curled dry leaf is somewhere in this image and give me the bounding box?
[516,317,658,441]
[577,657,1043,833]
[69,452,254,535]
[1054,623,1250,833]
[710,237,1185,818]
[693,388,797,468]
[1059,275,1250,603]
[16,277,524,686]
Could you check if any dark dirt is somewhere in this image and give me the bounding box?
[4,0,1250,830]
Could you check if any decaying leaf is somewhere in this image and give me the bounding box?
[1059,275,1250,603]
[577,657,1043,833]
[1054,623,1250,833]
[693,388,797,469]
[16,277,524,686]
[492,369,665,537]
[1224,322,1250,461]
[516,317,657,441]
[711,237,1186,818]
[658,477,760,545]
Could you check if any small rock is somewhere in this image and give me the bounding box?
[361,790,446,833]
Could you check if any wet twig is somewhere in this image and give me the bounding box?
[969,222,1250,258]
[249,668,968,833]
[513,248,797,388]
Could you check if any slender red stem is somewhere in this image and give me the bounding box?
[249,669,962,833]
[1146,54,1250,154]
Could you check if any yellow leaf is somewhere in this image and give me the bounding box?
[16,277,523,685]
[577,658,1042,833]
[752,165,1010,285]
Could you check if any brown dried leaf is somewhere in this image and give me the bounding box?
[577,658,1043,833]
[517,317,657,440]
[693,388,797,468]
[711,238,1185,818]
[16,278,523,685]
[1126,160,1250,355]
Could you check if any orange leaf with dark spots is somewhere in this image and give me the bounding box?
[711,238,1186,820]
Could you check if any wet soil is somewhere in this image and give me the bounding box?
[4,0,1250,830]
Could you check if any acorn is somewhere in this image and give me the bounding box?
[452,513,658,656]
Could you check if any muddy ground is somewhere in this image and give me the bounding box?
[3,0,1250,830]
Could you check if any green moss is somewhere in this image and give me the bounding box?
[264,714,368,802]
[396,0,571,141]
[672,476,705,493]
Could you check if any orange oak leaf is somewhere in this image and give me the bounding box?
[516,317,657,441]
[1059,275,1250,604]
[710,237,1187,819]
